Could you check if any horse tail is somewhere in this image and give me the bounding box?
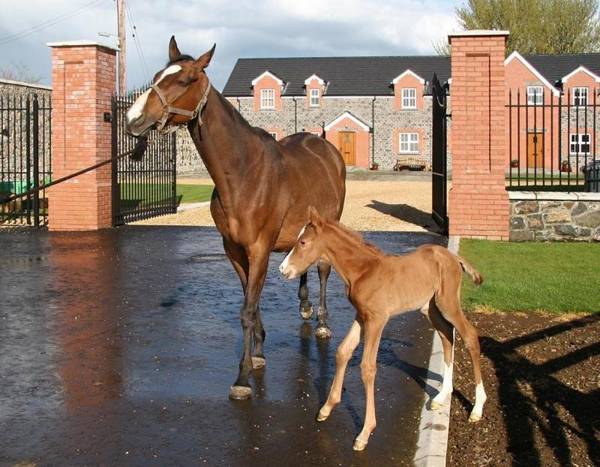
[456,255,483,286]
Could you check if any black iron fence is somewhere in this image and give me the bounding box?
[507,87,600,191]
[0,93,52,226]
[431,73,448,234]
[112,88,177,226]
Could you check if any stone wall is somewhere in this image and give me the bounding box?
[509,192,600,241]
[176,128,207,175]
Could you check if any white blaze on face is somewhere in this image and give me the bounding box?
[126,65,183,125]
[279,224,308,275]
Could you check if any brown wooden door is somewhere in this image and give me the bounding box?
[338,131,356,165]
[527,132,543,168]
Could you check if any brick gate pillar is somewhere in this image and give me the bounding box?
[47,41,117,231]
[448,31,510,240]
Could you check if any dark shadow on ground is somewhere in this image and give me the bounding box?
[453,315,600,466]
[366,200,441,233]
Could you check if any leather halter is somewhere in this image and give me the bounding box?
[151,79,212,133]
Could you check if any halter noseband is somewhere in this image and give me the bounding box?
[151,79,212,133]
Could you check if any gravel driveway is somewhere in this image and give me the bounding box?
[136,174,439,233]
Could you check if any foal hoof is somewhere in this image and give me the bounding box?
[252,356,266,370]
[229,385,252,400]
[315,325,332,339]
[353,438,368,451]
[316,410,329,422]
[300,305,314,320]
[468,412,482,423]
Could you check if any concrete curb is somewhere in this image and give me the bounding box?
[413,235,460,467]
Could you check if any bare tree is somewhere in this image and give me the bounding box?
[0,62,42,84]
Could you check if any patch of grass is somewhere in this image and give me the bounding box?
[176,184,213,204]
[459,239,600,314]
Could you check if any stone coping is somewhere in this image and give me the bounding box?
[448,29,510,38]
[47,40,118,52]
[508,191,600,201]
[0,78,51,91]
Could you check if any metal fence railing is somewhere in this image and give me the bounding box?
[507,87,599,191]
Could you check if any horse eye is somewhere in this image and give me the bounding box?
[300,239,306,246]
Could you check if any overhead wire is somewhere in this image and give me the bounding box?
[124,0,150,81]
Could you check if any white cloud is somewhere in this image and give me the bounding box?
[0,0,458,89]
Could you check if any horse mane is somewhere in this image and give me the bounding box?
[165,54,195,66]
[324,219,382,257]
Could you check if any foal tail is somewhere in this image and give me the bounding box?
[456,255,484,286]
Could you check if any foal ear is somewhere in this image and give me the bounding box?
[307,206,324,228]
[168,35,182,62]
[196,43,216,69]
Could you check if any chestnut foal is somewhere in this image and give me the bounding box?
[279,208,486,451]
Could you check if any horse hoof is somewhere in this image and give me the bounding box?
[229,385,252,400]
[316,410,329,422]
[300,305,314,320]
[252,356,266,370]
[468,412,482,423]
[430,399,445,411]
[315,325,332,339]
[353,438,368,451]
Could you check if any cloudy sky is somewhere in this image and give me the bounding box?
[0,0,459,91]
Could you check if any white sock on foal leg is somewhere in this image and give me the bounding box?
[469,382,487,422]
[431,361,453,409]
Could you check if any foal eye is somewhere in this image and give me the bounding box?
[300,239,306,246]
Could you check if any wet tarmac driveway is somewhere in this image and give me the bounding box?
[0,226,446,466]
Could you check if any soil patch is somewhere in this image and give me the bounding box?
[448,311,599,466]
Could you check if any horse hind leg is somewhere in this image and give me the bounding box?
[435,293,486,422]
[298,272,314,320]
[315,260,332,339]
[425,299,455,411]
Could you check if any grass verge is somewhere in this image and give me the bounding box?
[177,184,213,204]
[459,239,600,314]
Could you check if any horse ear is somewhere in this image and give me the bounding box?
[168,36,182,62]
[307,206,323,227]
[196,43,216,69]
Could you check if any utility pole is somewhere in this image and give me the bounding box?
[117,0,126,95]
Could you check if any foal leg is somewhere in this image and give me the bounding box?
[298,272,314,320]
[426,299,455,410]
[354,317,386,451]
[229,245,270,400]
[224,240,265,370]
[315,261,332,339]
[436,294,486,422]
[317,320,361,422]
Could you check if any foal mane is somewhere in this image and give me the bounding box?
[323,219,382,257]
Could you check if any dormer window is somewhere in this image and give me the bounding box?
[260,89,275,110]
[310,88,320,107]
[402,88,417,109]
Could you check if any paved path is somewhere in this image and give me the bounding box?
[0,227,445,466]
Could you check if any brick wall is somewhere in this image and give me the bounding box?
[448,31,510,240]
[47,42,116,231]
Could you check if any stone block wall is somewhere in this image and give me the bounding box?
[509,192,600,241]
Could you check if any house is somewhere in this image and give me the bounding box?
[218,52,600,172]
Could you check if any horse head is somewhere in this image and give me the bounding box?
[126,36,215,137]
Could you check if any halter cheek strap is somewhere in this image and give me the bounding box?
[151,80,212,133]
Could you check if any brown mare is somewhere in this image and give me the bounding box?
[126,37,346,400]
[280,207,487,451]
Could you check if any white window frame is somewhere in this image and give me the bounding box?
[399,132,419,154]
[401,88,417,109]
[309,88,320,107]
[570,133,590,155]
[527,86,544,105]
[260,88,275,110]
[269,132,278,140]
[572,87,588,107]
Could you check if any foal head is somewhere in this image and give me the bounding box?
[126,36,215,137]
[279,207,327,280]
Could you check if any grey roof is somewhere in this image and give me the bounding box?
[222,53,600,97]
[222,56,451,97]
[525,53,600,85]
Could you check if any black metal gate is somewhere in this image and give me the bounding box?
[431,73,448,235]
[0,92,52,227]
[112,89,177,226]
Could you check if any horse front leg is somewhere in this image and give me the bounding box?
[298,272,314,320]
[315,260,332,339]
[229,245,270,400]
